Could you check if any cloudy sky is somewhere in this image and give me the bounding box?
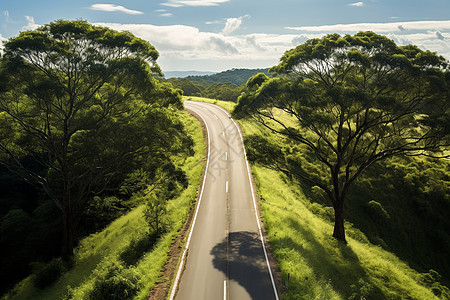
[1,0,449,72]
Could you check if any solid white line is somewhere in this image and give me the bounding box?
[170,104,212,300]
[214,104,280,300]
[224,280,227,300]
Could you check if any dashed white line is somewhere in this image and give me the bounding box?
[224,280,227,300]
[226,181,229,193]
[225,152,228,161]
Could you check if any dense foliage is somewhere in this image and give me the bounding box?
[235,32,449,242]
[0,20,193,294]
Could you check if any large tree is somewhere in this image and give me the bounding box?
[0,20,190,258]
[234,32,449,242]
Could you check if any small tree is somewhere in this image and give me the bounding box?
[234,32,449,242]
[143,185,169,235]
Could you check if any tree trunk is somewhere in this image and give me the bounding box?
[333,205,346,243]
[61,190,74,260]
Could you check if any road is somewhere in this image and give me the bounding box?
[171,101,278,300]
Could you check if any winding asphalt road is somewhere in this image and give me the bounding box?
[171,101,279,300]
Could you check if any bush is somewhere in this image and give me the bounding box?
[120,232,159,266]
[420,270,450,298]
[32,258,66,289]
[366,200,390,221]
[308,202,334,222]
[89,260,142,300]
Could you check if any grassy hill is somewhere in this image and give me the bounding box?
[2,110,205,300]
[185,68,270,86]
[192,97,450,299]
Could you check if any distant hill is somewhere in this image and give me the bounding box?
[186,68,271,86]
[164,71,216,78]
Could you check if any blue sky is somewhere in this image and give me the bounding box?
[1,0,450,72]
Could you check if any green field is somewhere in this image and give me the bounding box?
[2,110,205,300]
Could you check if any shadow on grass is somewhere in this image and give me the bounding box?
[120,232,159,266]
[282,217,385,299]
[210,231,277,300]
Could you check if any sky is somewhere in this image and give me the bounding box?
[1,0,450,72]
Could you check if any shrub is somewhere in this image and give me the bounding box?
[120,232,159,266]
[89,259,142,300]
[366,200,390,221]
[32,258,66,289]
[420,270,450,298]
[308,202,334,222]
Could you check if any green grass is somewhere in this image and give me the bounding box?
[183,96,237,112]
[190,96,445,299]
[3,110,205,300]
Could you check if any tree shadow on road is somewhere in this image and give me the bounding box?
[210,231,276,300]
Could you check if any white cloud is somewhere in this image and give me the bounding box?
[161,0,229,7]
[91,19,450,72]
[22,16,39,31]
[286,20,450,33]
[286,20,450,61]
[89,4,143,15]
[160,13,173,17]
[349,2,364,7]
[222,15,249,35]
[206,20,222,25]
[93,22,290,70]
[436,31,445,40]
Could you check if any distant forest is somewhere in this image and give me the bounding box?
[166,68,270,101]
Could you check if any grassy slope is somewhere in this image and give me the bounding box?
[3,110,205,300]
[191,96,441,299]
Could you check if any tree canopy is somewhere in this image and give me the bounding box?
[0,20,191,258]
[234,31,449,242]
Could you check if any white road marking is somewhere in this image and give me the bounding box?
[224,280,227,300]
[170,105,212,300]
[226,181,229,193]
[225,152,228,161]
[214,114,218,119]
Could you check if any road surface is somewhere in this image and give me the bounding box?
[171,101,278,300]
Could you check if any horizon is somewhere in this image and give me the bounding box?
[1,1,450,72]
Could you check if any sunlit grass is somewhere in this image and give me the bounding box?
[182,96,237,112]
[3,110,205,300]
[254,166,437,299]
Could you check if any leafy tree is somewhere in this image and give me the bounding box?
[0,20,190,258]
[167,77,203,96]
[202,82,244,102]
[234,32,449,242]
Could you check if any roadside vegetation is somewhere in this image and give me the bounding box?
[1,110,205,300]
